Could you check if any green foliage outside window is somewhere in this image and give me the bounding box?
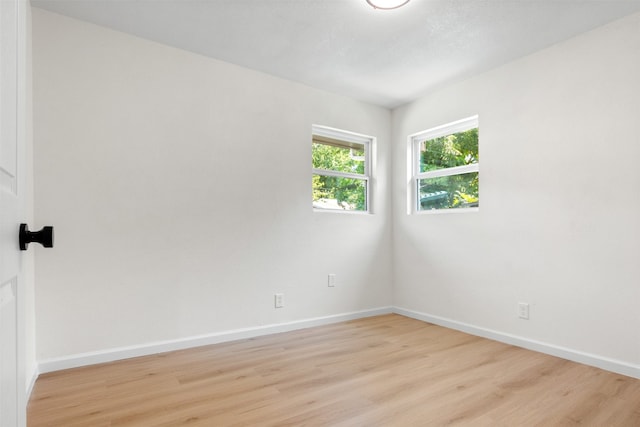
[312,143,366,211]
[419,128,479,210]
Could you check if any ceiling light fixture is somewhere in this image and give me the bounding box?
[366,0,410,10]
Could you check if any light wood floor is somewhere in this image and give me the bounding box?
[28,314,640,426]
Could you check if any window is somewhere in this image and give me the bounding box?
[312,125,372,212]
[411,116,479,212]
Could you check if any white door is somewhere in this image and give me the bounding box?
[1,0,27,425]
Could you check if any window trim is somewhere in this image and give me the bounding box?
[312,125,373,213]
[410,115,479,214]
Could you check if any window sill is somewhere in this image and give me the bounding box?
[414,207,479,215]
[313,208,371,215]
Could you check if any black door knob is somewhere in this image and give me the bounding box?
[19,223,54,250]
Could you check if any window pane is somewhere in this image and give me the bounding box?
[312,175,367,211]
[312,142,365,175]
[419,128,478,173]
[418,172,479,211]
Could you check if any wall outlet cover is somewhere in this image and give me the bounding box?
[328,274,336,287]
[274,293,284,308]
[518,302,529,320]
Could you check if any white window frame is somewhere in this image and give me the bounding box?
[312,125,373,213]
[410,115,479,214]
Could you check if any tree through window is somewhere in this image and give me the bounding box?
[412,116,479,211]
[312,125,372,212]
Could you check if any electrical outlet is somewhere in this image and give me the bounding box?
[328,274,336,287]
[518,302,529,320]
[274,293,284,308]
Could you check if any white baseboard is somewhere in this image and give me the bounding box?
[26,365,39,399]
[393,307,640,380]
[37,306,639,380]
[38,307,393,374]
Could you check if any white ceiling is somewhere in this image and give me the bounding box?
[31,0,640,109]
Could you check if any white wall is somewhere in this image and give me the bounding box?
[32,9,392,362]
[32,7,639,376]
[392,12,640,370]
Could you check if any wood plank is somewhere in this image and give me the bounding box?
[28,314,640,426]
